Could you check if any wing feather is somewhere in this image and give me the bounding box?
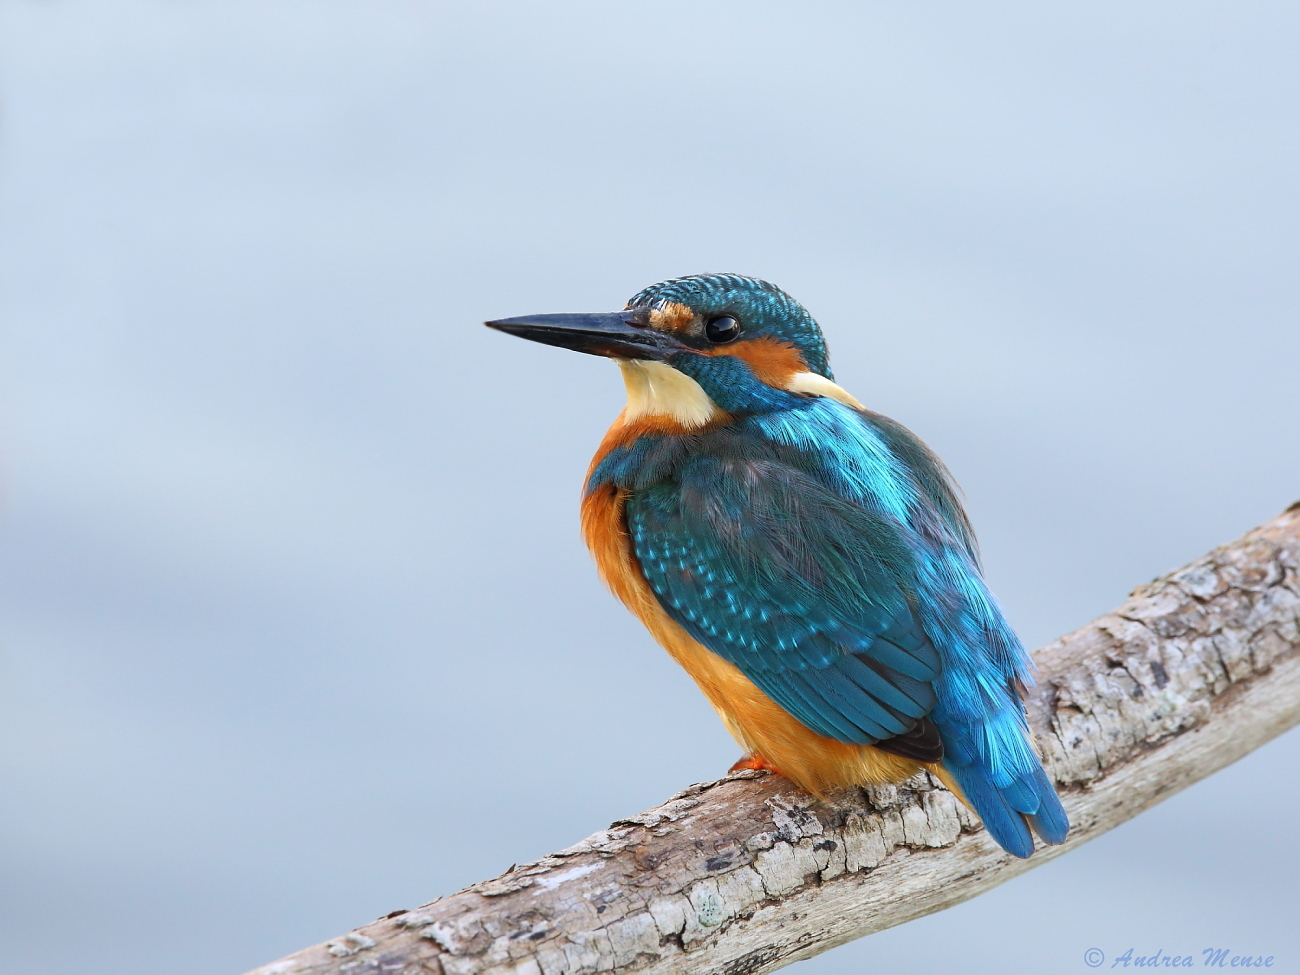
[627,448,942,749]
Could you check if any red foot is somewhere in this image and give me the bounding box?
[729,754,783,776]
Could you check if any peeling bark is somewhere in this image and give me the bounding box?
[248,506,1300,975]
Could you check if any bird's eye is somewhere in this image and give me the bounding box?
[705,315,741,344]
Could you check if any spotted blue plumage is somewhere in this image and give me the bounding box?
[588,276,1069,857]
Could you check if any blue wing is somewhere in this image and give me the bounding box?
[626,449,943,750]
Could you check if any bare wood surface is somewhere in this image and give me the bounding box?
[249,505,1300,975]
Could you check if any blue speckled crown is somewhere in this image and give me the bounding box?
[627,273,833,380]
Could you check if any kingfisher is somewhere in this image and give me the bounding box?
[486,273,1068,858]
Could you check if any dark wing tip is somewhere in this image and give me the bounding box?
[873,717,944,762]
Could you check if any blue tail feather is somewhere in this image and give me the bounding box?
[999,775,1042,815]
[1025,764,1070,845]
[939,715,1070,858]
[945,760,1036,858]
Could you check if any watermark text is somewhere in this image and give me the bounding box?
[1082,947,1276,968]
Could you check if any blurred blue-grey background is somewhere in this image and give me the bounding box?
[1,2,1298,973]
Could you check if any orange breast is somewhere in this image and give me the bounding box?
[581,462,933,795]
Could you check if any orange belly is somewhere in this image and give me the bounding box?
[581,480,942,795]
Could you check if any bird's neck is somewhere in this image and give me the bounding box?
[612,357,867,433]
[589,358,868,488]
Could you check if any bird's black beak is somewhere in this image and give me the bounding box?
[485,310,683,361]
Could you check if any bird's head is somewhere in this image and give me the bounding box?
[487,274,858,427]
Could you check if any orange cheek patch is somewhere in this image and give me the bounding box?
[722,337,808,387]
[648,301,696,334]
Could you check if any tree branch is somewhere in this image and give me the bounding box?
[248,506,1300,975]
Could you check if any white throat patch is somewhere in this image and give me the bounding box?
[616,360,722,428]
